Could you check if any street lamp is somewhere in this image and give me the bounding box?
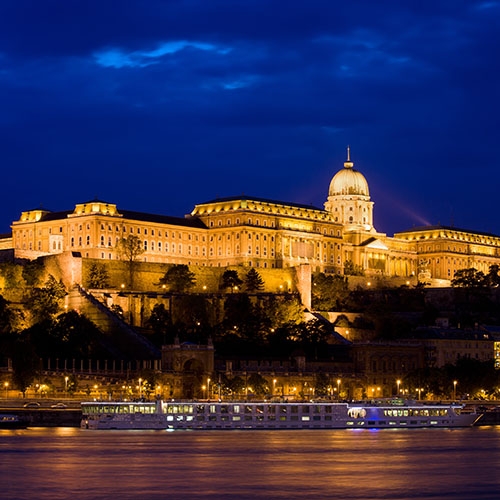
[207,378,211,399]
[65,376,69,397]
[453,380,457,401]
[337,379,341,400]
[4,381,8,398]
[397,379,401,395]
[273,379,277,395]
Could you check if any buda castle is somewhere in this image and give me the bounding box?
[6,149,500,285]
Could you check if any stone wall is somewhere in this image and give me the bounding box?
[80,257,301,295]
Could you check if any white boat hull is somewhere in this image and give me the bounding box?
[81,399,479,430]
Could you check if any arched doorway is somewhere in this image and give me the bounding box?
[182,358,205,399]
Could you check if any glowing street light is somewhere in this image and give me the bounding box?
[337,379,341,400]
[4,381,8,398]
[65,376,69,396]
[453,380,457,401]
[273,379,277,395]
[207,378,211,399]
[397,379,401,395]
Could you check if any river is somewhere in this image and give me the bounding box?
[1,426,499,499]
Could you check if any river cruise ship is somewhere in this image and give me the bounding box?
[81,398,479,430]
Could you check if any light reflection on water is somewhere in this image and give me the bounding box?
[1,426,500,499]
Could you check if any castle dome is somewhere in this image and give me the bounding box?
[328,147,369,197]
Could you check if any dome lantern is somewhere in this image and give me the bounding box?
[328,147,369,197]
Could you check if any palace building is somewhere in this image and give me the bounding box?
[7,149,500,283]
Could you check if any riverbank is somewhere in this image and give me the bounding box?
[0,408,81,427]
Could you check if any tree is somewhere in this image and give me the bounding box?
[158,264,196,293]
[25,274,66,324]
[314,372,330,397]
[222,294,257,335]
[88,262,110,289]
[115,235,144,289]
[0,295,15,334]
[220,270,243,292]
[247,373,269,397]
[451,268,486,288]
[50,310,105,358]
[343,260,364,276]
[10,339,41,396]
[486,264,500,288]
[227,376,245,397]
[266,295,304,329]
[0,262,23,290]
[146,303,172,344]
[312,272,349,310]
[24,310,106,359]
[245,268,264,292]
[22,259,44,287]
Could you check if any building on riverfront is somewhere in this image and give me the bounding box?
[5,148,500,283]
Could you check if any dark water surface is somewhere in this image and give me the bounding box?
[1,426,500,500]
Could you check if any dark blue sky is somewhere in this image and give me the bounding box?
[1,1,499,236]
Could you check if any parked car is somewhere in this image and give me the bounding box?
[51,402,67,409]
[23,402,41,408]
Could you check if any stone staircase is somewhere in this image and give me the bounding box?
[66,286,161,361]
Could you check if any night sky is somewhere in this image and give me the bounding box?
[1,1,499,236]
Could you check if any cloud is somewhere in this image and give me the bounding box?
[94,40,231,69]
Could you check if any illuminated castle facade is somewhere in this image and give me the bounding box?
[9,149,500,283]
